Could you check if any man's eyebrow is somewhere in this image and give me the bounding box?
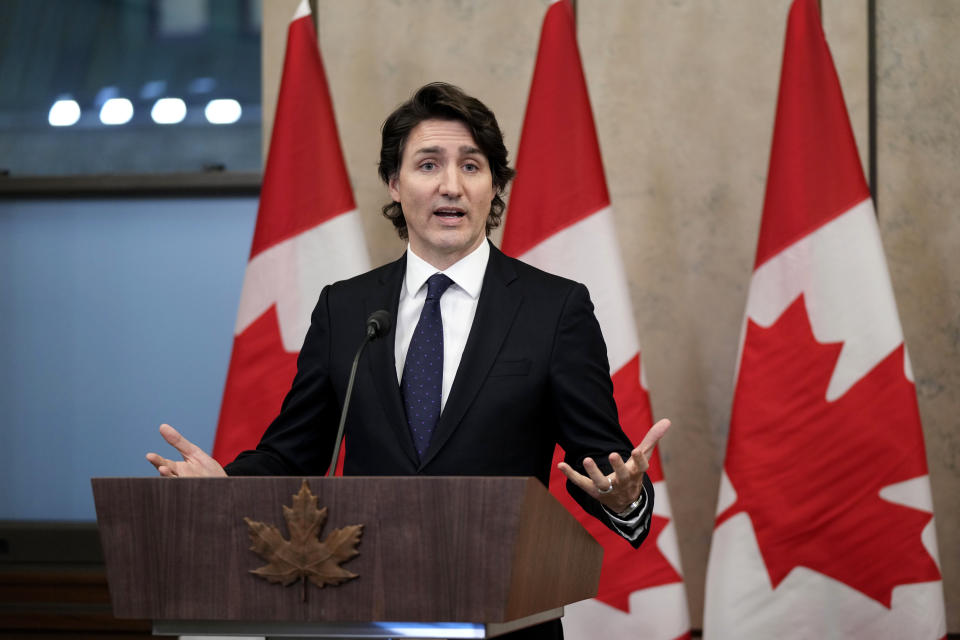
[412,145,444,156]
[411,145,484,157]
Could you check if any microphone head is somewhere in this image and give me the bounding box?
[366,310,392,339]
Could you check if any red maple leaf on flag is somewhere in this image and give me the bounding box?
[214,307,299,464]
[716,295,941,607]
[550,355,682,612]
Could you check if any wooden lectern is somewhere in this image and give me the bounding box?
[92,476,603,638]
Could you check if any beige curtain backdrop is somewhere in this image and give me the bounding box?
[263,0,959,631]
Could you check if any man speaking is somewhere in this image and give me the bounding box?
[147,82,670,640]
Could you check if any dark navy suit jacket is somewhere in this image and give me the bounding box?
[225,242,653,545]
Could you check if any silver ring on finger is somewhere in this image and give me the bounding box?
[597,480,614,494]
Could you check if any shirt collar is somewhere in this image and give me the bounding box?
[405,240,489,299]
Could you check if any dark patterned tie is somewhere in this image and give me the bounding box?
[402,273,454,460]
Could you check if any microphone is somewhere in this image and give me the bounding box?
[327,310,392,477]
[365,309,391,340]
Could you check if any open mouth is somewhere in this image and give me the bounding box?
[434,207,466,218]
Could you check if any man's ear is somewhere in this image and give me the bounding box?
[388,175,400,202]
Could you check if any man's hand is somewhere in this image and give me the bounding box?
[558,418,671,513]
[145,424,227,478]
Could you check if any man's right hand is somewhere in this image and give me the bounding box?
[145,424,227,478]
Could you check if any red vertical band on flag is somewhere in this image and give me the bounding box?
[500,0,609,258]
[755,0,869,268]
[250,9,356,258]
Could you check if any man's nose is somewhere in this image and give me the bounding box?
[438,165,462,197]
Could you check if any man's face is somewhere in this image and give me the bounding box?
[389,119,495,270]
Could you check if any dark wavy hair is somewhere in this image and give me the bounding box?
[378,82,516,239]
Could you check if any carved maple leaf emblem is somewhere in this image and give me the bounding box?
[244,480,363,601]
[718,295,940,607]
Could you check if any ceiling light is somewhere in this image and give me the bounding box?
[48,99,81,127]
[204,99,241,125]
[100,98,134,125]
[151,97,186,124]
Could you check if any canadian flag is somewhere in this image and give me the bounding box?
[212,0,369,464]
[703,1,946,638]
[501,2,689,638]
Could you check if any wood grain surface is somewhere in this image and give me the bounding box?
[91,476,602,623]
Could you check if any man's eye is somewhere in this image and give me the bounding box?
[420,162,436,171]
[463,163,479,172]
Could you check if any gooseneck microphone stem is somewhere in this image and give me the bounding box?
[327,310,391,477]
[326,331,371,477]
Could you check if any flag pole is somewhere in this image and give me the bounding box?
[867,0,878,211]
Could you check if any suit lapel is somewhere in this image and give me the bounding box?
[420,245,522,467]
[364,254,421,467]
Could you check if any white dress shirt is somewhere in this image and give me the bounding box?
[394,240,489,410]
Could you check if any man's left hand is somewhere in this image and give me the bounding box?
[558,418,671,513]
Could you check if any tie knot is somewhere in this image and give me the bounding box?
[425,273,454,300]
